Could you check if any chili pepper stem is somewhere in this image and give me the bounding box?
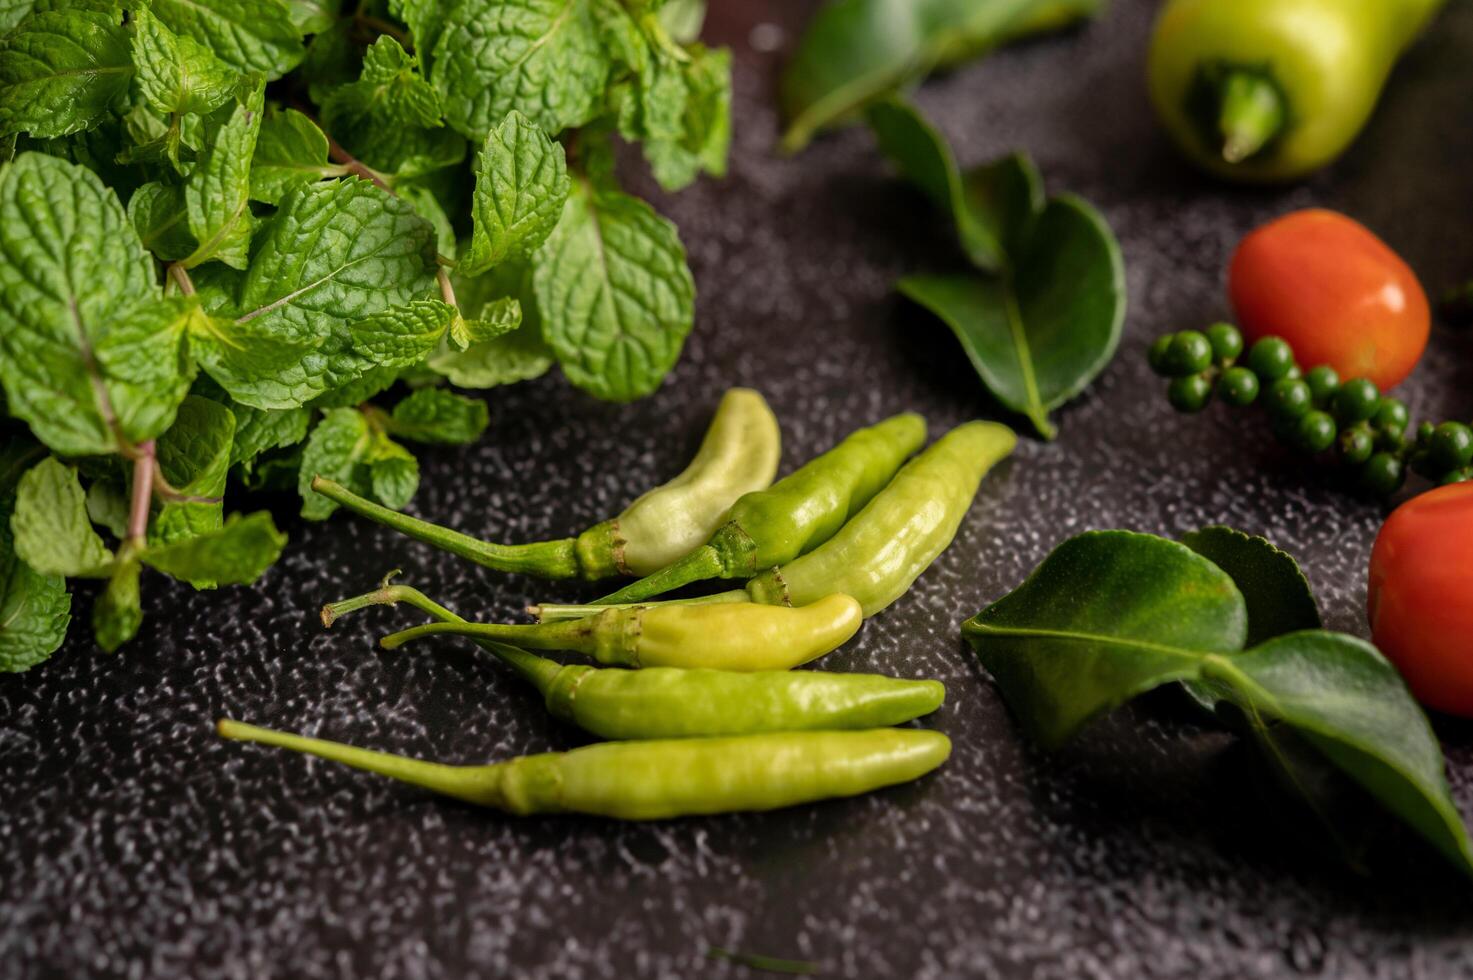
[592,544,727,604]
[217,719,503,807]
[1216,69,1285,164]
[379,617,597,652]
[310,476,582,579]
[532,589,750,623]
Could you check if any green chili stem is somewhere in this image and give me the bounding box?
[323,581,566,693]
[533,588,748,623]
[593,543,726,604]
[311,476,581,578]
[217,719,503,807]
[379,617,596,653]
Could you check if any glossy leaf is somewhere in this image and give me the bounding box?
[0,7,132,138]
[1181,525,1320,647]
[141,511,286,588]
[899,149,1124,439]
[0,153,162,455]
[964,529,1473,876]
[779,0,1098,153]
[11,457,113,577]
[461,110,570,275]
[534,180,694,401]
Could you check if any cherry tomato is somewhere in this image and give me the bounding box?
[1229,209,1429,390]
[1367,482,1473,717]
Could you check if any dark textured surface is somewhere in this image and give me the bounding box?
[6,2,1473,977]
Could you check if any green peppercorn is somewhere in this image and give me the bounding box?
[1218,366,1259,406]
[1371,397,1409,434]
[1442,467,1473,487]
[1147,334,1175,376]
[1244,337,1296,382]
[1283,366,1303,381]
[1332,378,1381,425]
[1161,331,1214,377]
[1375,428,1408,454]
[1205,322,1243,362]
[1360,453,1406,496]
[1429,422,1473,473]
[1167,374,1213,413]
[1264,377,1312,420]
[1338,426,1374,466]
[1293,411,1337,454]
[1303,365,1340,406]
[1415,421,1436,446]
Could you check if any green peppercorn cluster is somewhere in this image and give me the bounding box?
[1148,324,1473,496]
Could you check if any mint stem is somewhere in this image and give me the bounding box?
[127,440,156,545]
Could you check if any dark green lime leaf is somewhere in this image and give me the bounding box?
[92,556,141,653]
[141,510,286,588]
[1181,525,1320,647]
[0,153,162,455]
[249,107,347,205]
[534,180,694,401]
[0,7,132,138]
[461,110,569,276]
[149,0,303,79]
[150,395,235,546]
[779,0,1097,153]
[11,456,113,577]
[386,388,489,445]
[963,531,1247,747]
[298,407,372,520]
[431,0,608,139]
[899,179,1124,439]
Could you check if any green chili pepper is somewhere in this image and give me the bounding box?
[323,581,946,739]
[1148,0,1446,181]
[593,412,928,604]
[310,388,781,580]
[538,420,1016,621]
[217,720,952,819]
[379,592,865,672]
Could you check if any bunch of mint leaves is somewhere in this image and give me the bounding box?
[0,0,731,668]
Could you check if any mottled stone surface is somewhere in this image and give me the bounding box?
[5,2,1473,977]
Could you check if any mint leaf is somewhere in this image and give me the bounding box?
[432,0,609,138]
[639,43,731,192]
[460,109,569,276]
[391,0,445,56]
[299,406,371,519]
[397,182,456,257]
[128,181,196,260]
[429,263,551,387]
[0,7,132,138]
[11,456,113,577]
[184,77,265,270]
[658,0,706,42]
[141,510,286,588]
[534,180,694,401]
[151,394,234,546]
[92,556,141,652]
[385,388,489,445]
[206,177,438,408]
[286,0,336,35]
[85,477,129,540]
[92,296,199,444]
[308,365,400,410]
[228,403,311,472]
[322,36,441,130]
[130,7,239,119]
[366,434,419,509]
[1,1,36,34]
[0,153,162,455]
[149,0,303,79]
[351,299,457,368]
[0,512,70,672]
[249,107,346,205]
[450,296,520,349]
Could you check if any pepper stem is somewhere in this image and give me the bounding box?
[532,588,750,623]
[217,718,506,807]
[1217,70,1285,164]
[310,476,582,579]
[593,544,726,604]
[378,617,597,653]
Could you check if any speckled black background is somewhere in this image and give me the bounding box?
[6,2,1473,977]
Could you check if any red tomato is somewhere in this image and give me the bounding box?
[1229,209,1429,390]
[1367,483,1473,717]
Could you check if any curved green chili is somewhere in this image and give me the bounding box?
[323,581,945,739]
[217,720,952,819]
[311,387,781,580]
[379,593,865,672]
[593,412,927,604]
[538,420,1016,621]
